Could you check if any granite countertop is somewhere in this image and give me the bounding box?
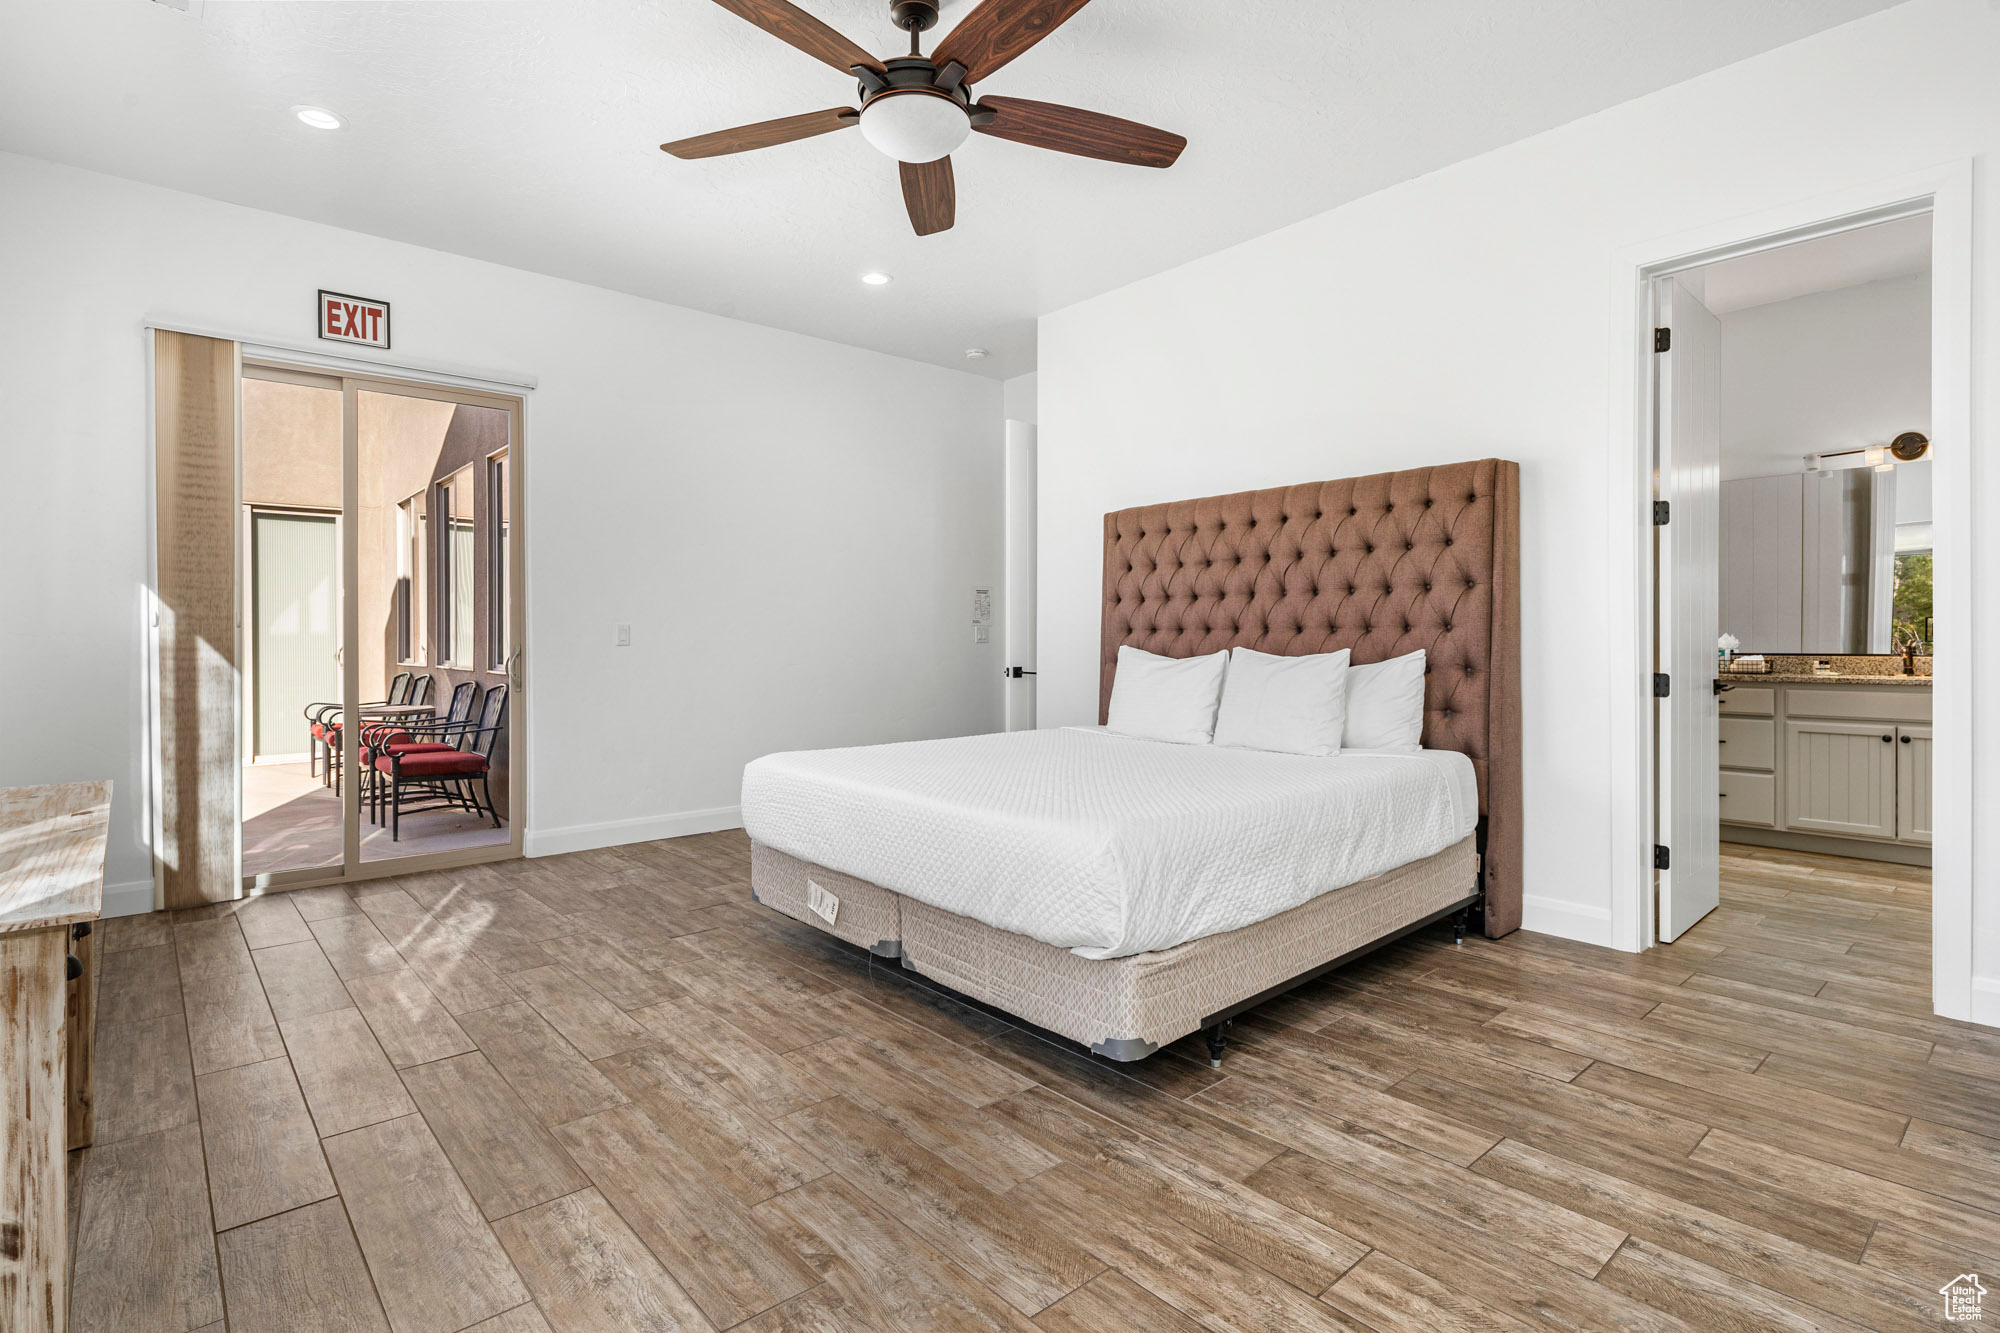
[1721,672,1933,687]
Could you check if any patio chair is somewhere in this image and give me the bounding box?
[359,680,476,806]
[371,683,507,840]
[314,673,433,796]
[305,670,409,783]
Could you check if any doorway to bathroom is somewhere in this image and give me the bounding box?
[1631,174,1972,1026]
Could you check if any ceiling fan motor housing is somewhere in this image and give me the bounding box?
[890,1,940,31]
[861,56,974,110]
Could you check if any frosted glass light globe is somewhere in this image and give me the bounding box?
[859,92,970,164]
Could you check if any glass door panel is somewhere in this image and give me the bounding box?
[356,388,515,864]
[240,373,345,882]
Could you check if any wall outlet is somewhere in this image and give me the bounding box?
[614,623,631,647]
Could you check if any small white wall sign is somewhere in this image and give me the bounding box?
[317,290,391,348]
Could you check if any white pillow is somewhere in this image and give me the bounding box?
[1343,649,1428,752]
[1105,646,1230,745]
[1212,647,1351,756]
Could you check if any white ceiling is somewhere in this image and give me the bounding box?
[1701,213,1933,315]
[0,0,1902,379]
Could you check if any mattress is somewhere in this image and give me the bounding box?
[742,726,1476,960]
[752,835,1477,1057]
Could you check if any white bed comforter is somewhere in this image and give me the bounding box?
[741,727,1477,959]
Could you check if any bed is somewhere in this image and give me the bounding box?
[742,458,1521,1062]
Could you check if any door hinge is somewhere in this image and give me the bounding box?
[1653,673,1671,698]
[1652,500,1670,526]
[1654,327,1672,353]
[1654,844,1671,871]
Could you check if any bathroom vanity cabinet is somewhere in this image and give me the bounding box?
[1719,679,1931,862]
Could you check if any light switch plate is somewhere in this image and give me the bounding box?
[614,623,632,647]
[973,625,990,644]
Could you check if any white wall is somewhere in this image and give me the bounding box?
[1038,0,2000,1001]
[1003,372,1039,426]
[1721,274,1931,480]
[0,151,1003,910]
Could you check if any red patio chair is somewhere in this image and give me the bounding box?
[371,683,507,840]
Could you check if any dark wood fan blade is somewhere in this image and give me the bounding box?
[661,106,857,159]
[931,0,1092,82]
[973,95,1184,168]
[711,0,883,74]
[899,157,956,236]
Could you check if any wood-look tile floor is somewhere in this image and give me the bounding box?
[72,835,1998,1333]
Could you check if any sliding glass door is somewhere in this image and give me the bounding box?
[238,364,524,891]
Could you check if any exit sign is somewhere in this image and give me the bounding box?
[317,290,391,348]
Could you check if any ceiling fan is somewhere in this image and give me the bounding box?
[661,0,1187,236]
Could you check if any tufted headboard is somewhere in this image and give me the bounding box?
[1100,459,1522,937]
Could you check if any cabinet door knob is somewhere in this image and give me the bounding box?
[1882,735,1893,743]
[1901,735,1913,744]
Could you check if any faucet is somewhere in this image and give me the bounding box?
[1902,639,1919,676]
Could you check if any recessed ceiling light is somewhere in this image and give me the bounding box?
[964,348,989,360]
[860,272,893,286]
[292,105,345,131]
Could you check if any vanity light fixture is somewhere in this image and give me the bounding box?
[1808,434,1934,475]
[292,105,345,130]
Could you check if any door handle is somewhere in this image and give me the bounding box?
[507,649,523,693]
[1713,680,1734,697]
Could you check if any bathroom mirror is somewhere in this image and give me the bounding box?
[1719,459,1932,654]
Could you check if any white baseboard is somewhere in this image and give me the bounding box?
[1520,893,1615,948]
[101,878,157,918]
[1969,976,2000,1029]
[524,805,743,859]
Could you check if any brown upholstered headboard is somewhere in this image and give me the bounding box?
[1100,459,1522,938]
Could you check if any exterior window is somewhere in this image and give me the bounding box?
[1893,551,1933,653]
[489,450,510,669]
[399,493,428,664]
[434,466,476,666]
[395,498,415,663]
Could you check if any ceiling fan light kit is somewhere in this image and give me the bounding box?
[857,71,973,164]
[663,0,1186,235]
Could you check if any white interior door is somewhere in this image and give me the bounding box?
[1004,420,1038,731]
[1658,277,1723,942]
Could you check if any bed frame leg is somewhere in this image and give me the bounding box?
[1204,1021,1230,1069]
[1453,906,1469,947]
